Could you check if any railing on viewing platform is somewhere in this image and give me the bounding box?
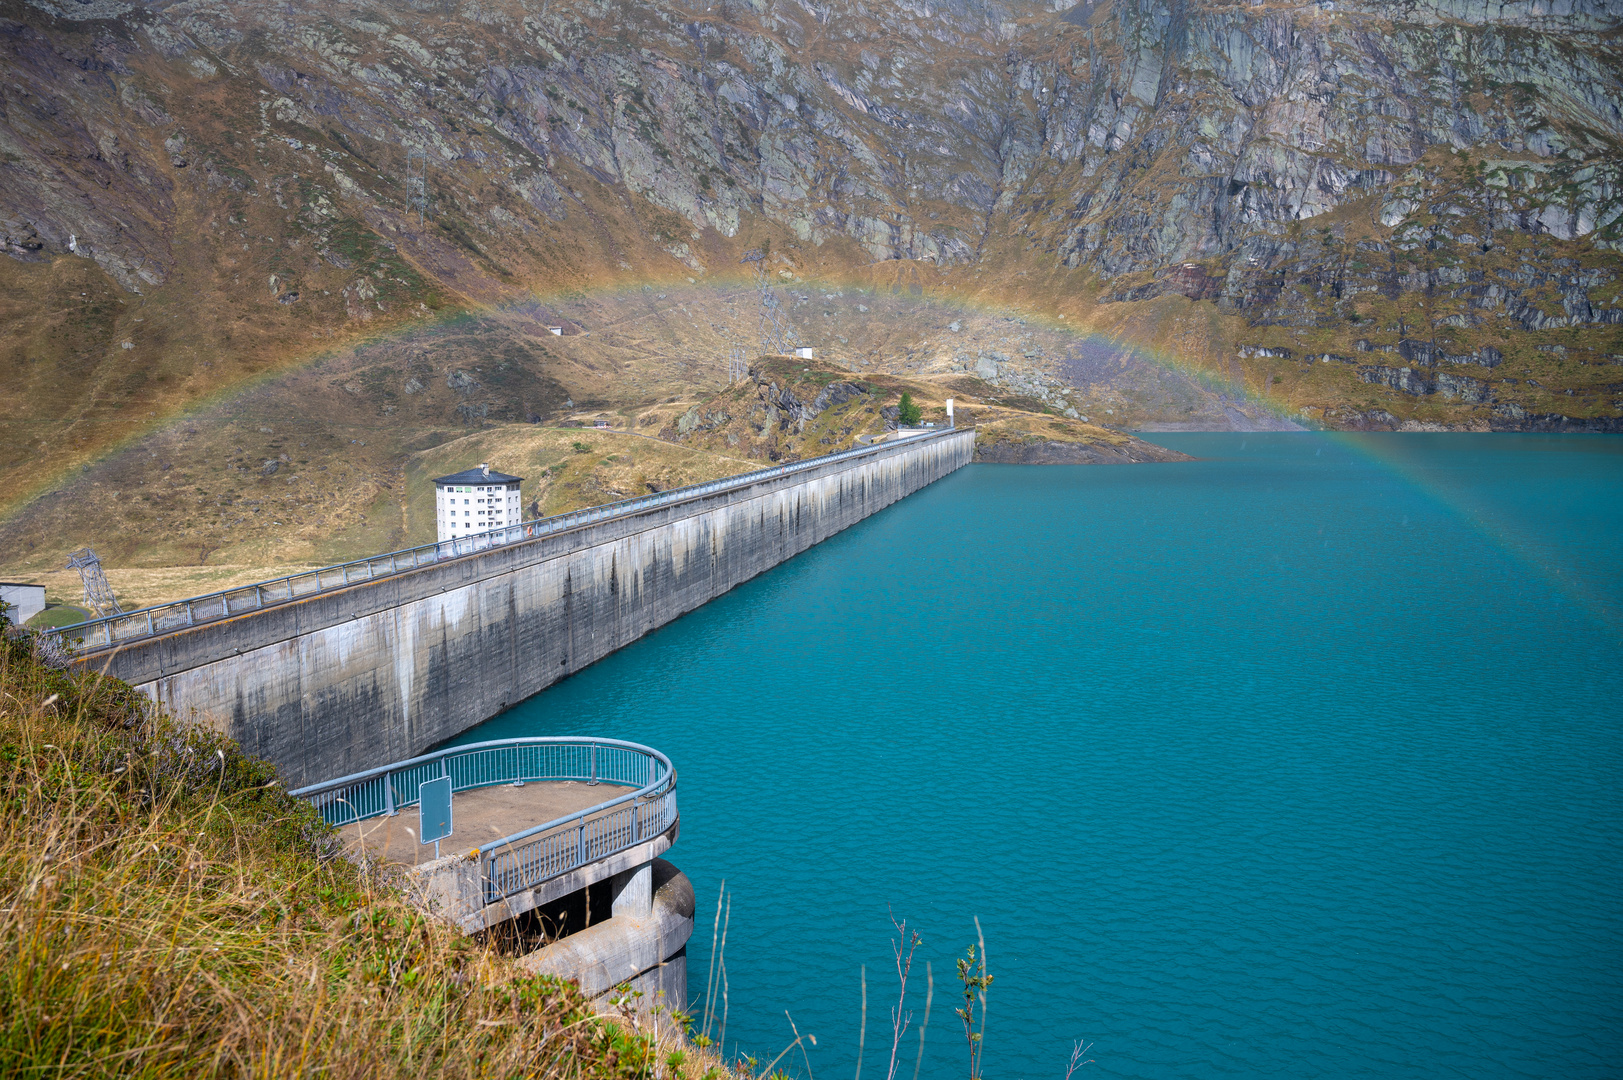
[290,737,677,906]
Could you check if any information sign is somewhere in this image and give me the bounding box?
[419,775,453,857]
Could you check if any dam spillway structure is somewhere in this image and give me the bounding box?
[52,429,975,787]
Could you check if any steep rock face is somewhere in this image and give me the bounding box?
[1041,0,1623,277]
[6,0,1616,294]
[0,0,1620,519]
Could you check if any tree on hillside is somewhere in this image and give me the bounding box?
[897,392,922,426]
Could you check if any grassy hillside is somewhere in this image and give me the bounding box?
[0,624,708,1078]
[403,425,764,541]
[0,343,1181,617]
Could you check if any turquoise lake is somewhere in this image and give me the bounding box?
[458,433,1623,1079]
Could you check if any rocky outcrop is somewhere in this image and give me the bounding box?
[973,435,1193,464]
[756,375,868,433]
[1396,341,1503,369]
[1358,364,1437,397]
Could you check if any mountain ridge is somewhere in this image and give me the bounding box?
[1,0,1619,570]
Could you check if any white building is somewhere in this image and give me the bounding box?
[0,582,45,625]
[435,463,524,542]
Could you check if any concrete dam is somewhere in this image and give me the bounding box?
[73,429,974,787]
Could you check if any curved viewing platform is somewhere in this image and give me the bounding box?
[292,737,678,929]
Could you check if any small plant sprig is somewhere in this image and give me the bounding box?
[610,980,644,1026]
[885,912,921,1080]
[955,919,992,1080]
[1063,1038,1095,1078]
[697,881,732,1051]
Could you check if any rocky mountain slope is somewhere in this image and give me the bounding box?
[656,353,1190,460]
[1,0,1620,573]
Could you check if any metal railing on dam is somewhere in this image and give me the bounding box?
[47,428,962,655]
[71,425,975,789]
[293,737,676,906]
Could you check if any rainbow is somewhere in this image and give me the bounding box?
[1318,431,1623,640]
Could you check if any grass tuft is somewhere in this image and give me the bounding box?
[0,627,710,1079]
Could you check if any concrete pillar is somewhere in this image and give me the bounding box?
[611,861,652,920]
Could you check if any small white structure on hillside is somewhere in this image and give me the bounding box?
[435,463,524,542]
[794,346,814,360]
[0,582,45,625]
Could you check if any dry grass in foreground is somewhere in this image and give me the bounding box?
[0,627,723,1080]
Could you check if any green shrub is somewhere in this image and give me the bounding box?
[897,392,922,426]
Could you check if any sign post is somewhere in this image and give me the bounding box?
[419,775,453,859]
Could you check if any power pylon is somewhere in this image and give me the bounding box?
[406,145,428,227]
[66,547,121,617]
[740,249,792,355]
[728,343,749,384]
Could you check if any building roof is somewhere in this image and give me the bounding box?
[433,465,524,486]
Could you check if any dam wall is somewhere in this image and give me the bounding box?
[82,429,974,787]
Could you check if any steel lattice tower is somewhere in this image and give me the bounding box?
[406,145,428,227]
[66,547,121,617]
[739,249,792,355]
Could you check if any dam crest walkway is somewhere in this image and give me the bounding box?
[59,427,976,789]
[51,431,964,654]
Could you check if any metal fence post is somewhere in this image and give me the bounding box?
[384,772,395,816]
[589,742,598,786]
[577,816,585,866]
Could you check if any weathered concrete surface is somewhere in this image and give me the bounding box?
[409,819,678,933]
[81,430,974,787]
[518,859,694,1011]
[340,779,634,868]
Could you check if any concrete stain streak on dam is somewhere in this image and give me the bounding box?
[83,430,975,787]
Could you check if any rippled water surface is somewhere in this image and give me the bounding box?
[460,433,1623,1079]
